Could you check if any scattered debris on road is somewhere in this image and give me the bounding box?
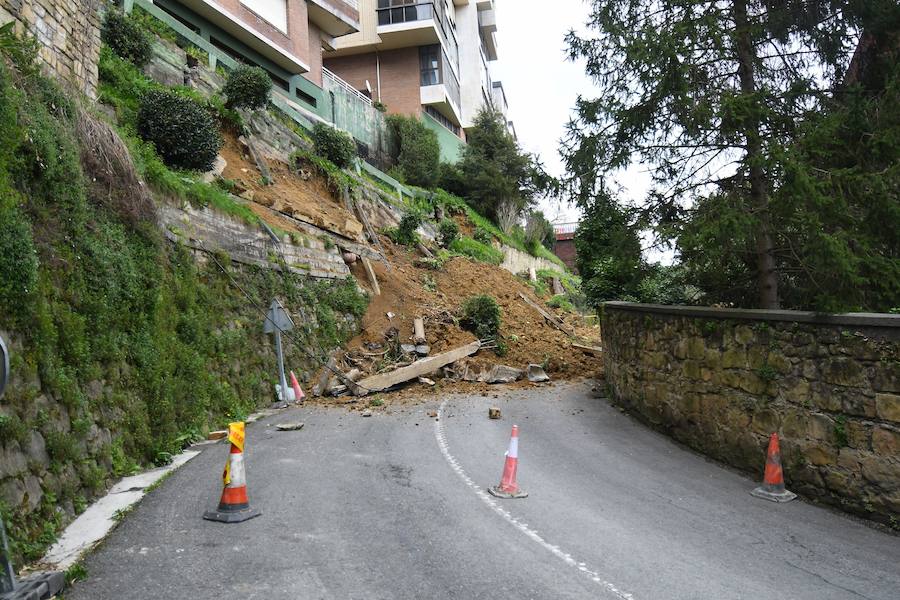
[207,430,227,441]
[361,409,373,417]
[489,407,502,419]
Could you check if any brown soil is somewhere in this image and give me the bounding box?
[219,132,363,240]
[335,236,602,392]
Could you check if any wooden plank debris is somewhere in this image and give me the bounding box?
[572,343,603,356]
[362,257,381,296]
[354,341,481,395]
[517,292,575,337]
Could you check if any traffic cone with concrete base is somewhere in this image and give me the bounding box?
[290,370,305,403]
[751,433,796,503]
[204,422,262,523]
[489,425,528,499]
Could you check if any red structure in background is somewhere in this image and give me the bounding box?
[552,223,578,273]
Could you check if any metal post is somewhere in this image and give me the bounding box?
[0,518,15,593]
[274,329,288,403]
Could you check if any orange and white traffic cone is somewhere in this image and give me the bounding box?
[203,422,262,523]
[290,370,305,403]
[488,425,528,499]
[750,433,796,503]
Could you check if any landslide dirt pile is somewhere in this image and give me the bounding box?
[335,238,601,392]
[219,132,364,241]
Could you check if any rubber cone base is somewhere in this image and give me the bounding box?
[488,486,528,499]
[750,487,796,503]
[203,507,261,523]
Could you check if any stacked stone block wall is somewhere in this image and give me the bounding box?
[602,302,900,524]
[0,0,101,98]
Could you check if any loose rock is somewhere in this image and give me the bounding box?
[489,407,502,419]
[276,422,305,431]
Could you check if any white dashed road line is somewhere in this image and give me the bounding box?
[434,399,635,600]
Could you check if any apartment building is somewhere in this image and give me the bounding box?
[147,0,360,105]
[322,0,511,153]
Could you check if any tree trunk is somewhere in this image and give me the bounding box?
[734,0,779,309]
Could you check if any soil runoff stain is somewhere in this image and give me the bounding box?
[434,399,635,600]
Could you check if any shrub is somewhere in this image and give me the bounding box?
[460,295,501,340]
[137,89,222,171]
[547,294,575,312]
[386,211,422,246]
[101,9,153,68]
[438,219,459,248]
[386,114,440,188]
[222,64,272,110]
[311,123,356,168]
[473,227,493,245]
[450,237,503,265]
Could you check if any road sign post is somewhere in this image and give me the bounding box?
[264,299,295,406]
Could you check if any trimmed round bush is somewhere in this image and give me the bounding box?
[223,64,272,110]
[312,123,356,168]
[101,9,153,68]
[460,295,501,340]
[137,89,222,171]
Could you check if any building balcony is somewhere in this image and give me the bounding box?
[478,9,498,60]
[376,1,459,66]
[491,81,508,115]
[308,0,361,37]
[421,83,462,127]
[176,0,309,72]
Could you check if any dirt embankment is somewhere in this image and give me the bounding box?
[338,238,601,391]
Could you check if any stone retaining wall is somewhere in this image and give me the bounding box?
[158,203,351,280]
[0,0,101,98]
[602,302,900,524]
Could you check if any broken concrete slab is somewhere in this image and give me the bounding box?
[201,155,227,183]
[400,344,417,355]
[526,364,550,383]
[415,345,430,356]
[486,365,524,384]
[275,422,305,431]
[355,341,481,395]
[413,318,426,344]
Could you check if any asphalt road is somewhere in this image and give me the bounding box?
[69,381,900,599]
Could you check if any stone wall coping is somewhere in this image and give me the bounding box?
[603,301,900,329]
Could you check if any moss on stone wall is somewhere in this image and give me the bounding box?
[0,34,366,564]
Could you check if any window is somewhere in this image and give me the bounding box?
[420,45,440,87]
[240,0,288,33]
[425,106,460,136]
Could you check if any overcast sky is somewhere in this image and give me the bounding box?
[491,0,595,224]
[491,0,668,262]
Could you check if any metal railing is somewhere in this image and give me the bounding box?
[323,67,372,107]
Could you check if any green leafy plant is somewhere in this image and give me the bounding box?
[311,123,356,168]
[137,89,222,171]
[473,227,493,245]
[222,64,272,110]
[547,294,575,312]
[101,9,153,68]
[450,237,503,265]
[438,218,459,248]
[460,295,502,340]
[833,415,849,447]
[386,211,422,247]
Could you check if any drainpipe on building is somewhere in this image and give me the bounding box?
[375,52,382,102]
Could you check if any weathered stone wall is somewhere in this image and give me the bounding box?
[0,0,101,98]
[158,203,352,280]
[500,246,564,278]
[602,302,900,524]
